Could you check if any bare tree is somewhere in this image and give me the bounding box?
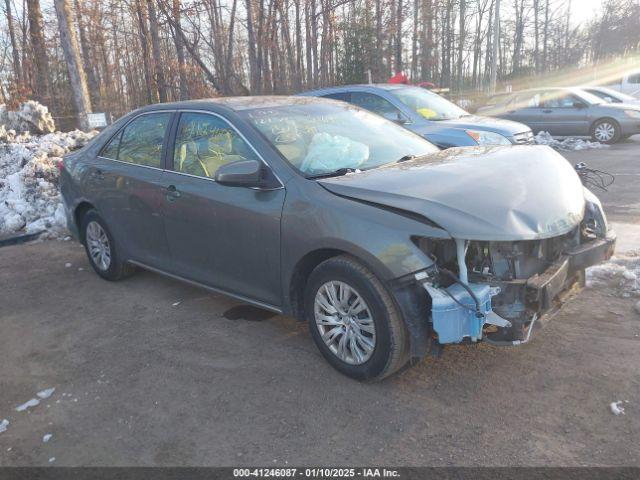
[53,0,92,130]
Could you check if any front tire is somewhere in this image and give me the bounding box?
[304,255,409,381]
[80,209,135,281]
[591,118,621,144]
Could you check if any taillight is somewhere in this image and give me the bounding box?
[57,159,64,174]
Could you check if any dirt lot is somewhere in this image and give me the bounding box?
[1,138,639,467]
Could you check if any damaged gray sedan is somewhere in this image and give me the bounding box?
[60,97,616,381]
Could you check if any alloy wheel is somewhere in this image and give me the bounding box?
[314,281,376,365]
[86,221,111,271]
[594,122,615,142]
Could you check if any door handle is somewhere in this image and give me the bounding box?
[165,184,181,201]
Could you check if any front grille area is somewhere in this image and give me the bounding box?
[513,131,534,144]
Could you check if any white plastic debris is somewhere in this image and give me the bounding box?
[534,131,610,151]
[65,263,72,268]
[48,457,56,463]
[172,301,181,306]
[0,419,9,433]
[42,433,52,443]
[37,387,56,399]
[16,398,40,412]
[610,401,625,415]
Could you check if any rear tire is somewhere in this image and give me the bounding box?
[591,118,621,144]
[80,209,135,281]
[304,255,409,381]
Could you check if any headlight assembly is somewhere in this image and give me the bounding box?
[465,130,512,146]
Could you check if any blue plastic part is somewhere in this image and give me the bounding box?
[425,282,493,344]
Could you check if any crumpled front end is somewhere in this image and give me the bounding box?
[413,197,616,346]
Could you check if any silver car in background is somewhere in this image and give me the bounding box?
[477,87,640,143]
[582,86,640,106]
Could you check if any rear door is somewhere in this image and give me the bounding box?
[539,91,589,136]
[161,111,285,307]
[93,112,173,268]
[500,91,544,130]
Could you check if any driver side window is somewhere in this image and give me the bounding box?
[350,92,405,121]
[173,113,257,179]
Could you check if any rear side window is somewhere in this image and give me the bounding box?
[628,73,640,84]
[172,112,258,179]
[100,112,171,168]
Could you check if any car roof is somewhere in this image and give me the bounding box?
[133,95,330,114]
[304,83,418,94]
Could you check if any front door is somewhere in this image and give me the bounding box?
[161,111,285,307]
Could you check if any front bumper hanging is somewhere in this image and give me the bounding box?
[420,232,616,346]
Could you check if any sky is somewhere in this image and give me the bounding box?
[569,0,608,27]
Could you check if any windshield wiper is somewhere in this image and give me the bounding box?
[307,167,359,179]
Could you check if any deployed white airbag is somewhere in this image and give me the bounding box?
[300,133,369,173]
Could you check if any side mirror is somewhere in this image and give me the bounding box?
[604,96,614,103]
[214,159,263,188]
[573,101,587,109]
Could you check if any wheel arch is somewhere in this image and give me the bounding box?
[590,116,621,136]
[287,246,398,322]
[74,201,96,243]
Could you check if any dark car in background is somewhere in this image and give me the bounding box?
[477,87,640,143]
[60,96,615,381]
[301,84,534,148]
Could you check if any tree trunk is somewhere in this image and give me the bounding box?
[26,0,50,103]
[53,0,92,130]
[172,0,189,100]
[457,0,465,92]
[5,0,23,84]
[395,0,403,72]
[147,0,167,102]
[246,0,260,92]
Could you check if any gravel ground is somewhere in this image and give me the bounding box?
[0,137,639,467]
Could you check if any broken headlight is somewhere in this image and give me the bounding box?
[583,188,608,238]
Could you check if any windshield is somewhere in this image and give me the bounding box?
[388,86,469,120]
[242,102,438,177]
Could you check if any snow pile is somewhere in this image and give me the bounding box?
[586,251,640,298]
[0,419,8,434]
[610,401,626,415]
[534,131,610,151]
[0,129,96,236]
[0,101,56,138]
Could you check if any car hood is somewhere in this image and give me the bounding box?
[318,145,586,241]
[429,115,530,136]
[597,102,640,111]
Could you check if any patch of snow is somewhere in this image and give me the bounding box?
[64,263,72,268]
[48,457,56,463]
[37,387,55,399]
[534,131,609,151]
[16,398,40,412]
[172,301,181,306]
[42,433,52,443]
[0,101,55,136]
[0,109,97,237]
[586,251,640,296]
[0,419,9,433]
[610,401,625,415]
